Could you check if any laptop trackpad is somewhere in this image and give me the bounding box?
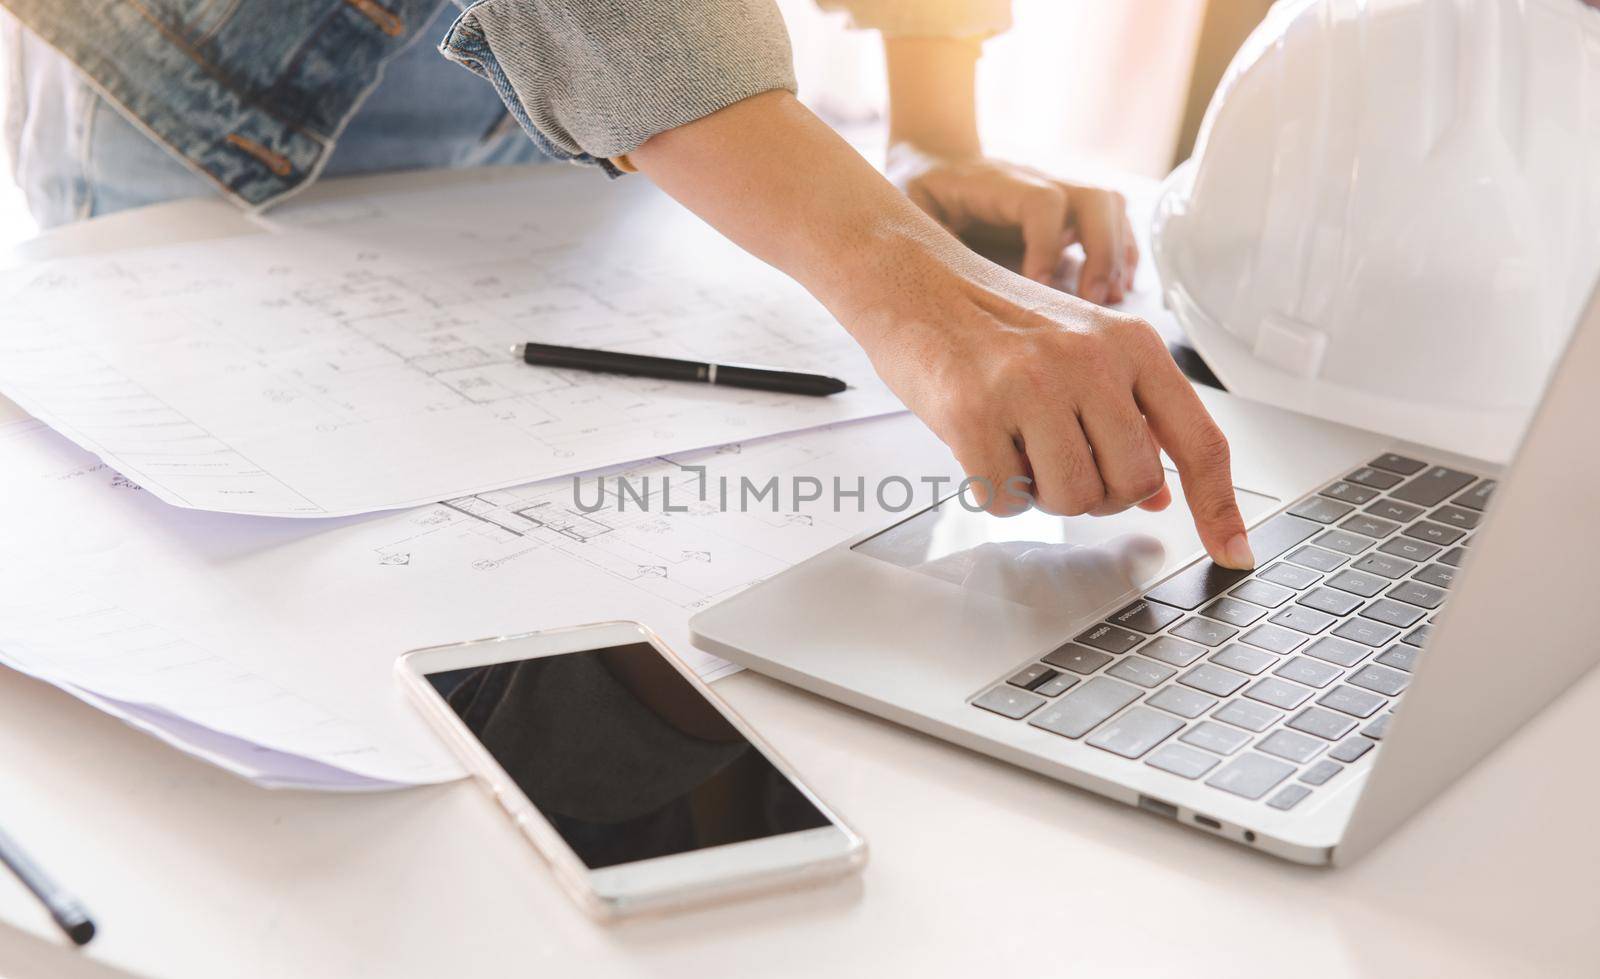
[852,477,1280,617]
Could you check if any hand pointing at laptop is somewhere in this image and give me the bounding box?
[633,90,1256,572]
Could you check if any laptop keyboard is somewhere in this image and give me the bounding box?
[970,454,1494,813]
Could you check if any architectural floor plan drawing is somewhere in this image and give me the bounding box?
[0,411,961,788]
[0,169,902,517]
[370,430,923,619]
[354,413,966,684]
[0,419,455,790]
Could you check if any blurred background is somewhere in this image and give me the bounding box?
[782,0,1241,175]
[0,0,1269,246]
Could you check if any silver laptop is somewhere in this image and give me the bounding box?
[689,278,1600,865]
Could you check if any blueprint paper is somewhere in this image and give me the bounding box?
[0,555,450,789]
[0,169,903,517]
[0,666,408,790]
[0,412,959,789]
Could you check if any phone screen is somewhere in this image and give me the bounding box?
[426,642,832,869]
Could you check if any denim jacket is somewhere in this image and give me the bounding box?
[5,0,462,208]
[1,0,1005,211]
[1,0,797,209]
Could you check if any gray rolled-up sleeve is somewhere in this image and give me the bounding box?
[440,0,797,169]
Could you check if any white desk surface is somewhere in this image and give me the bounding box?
[1,169,1597,979]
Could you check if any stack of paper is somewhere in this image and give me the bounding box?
[0,170,902,517]
[0,167,986,789]
[0,412,958,788]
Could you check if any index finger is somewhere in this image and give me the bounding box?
[1133,350,1253,569]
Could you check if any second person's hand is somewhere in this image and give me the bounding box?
[887,144,1140,305]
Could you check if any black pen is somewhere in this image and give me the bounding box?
[510,343,848,397]
[0,822,95,946]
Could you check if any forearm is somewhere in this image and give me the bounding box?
[884,36,983,159]
[631,89,1247,563]
[628,90,977,340]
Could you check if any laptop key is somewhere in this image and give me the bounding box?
[1076,623,1145,654]
[1245,677,1313,710]
[973,686,1046,720]
[1390,466,1476,507]
[1430,504,1480,530]
[1140,635,1209,667]
[1298,586,1362,616]
[1288,496,1355,524]
[1086,706,1183,759]
[1240,623,1307,654]
[1145,743,1220,779]
[1349,663,1409,696]
[1300,759,1344,785]
[1329,736,1376,762]
[1362,713,1393,739]
[1339,514,1400,539]
[1028,677,1142,738]
[1035,673,1081,697]
[1107,655,1178,689]
[1440,546,1469,568]
[1172,617,1240,647]
[1172,662,1248,698]
[1258,729,1326,764]
[1259,562,1323,590]
[1320,480,1379,505]
[1143,514,1322,610]
[1211,698,1283,733]
[1387,580,1447,609]
[1351,552,1416,579]
[1346,466,1403,490]
[1289,706,1360,740]
[1376,644,1419,672]
[1314,529,1376,556]
[1303,636,1368,668]
[1403,520,1465,546]
[1365,498,1425,523]
[1183,721,1252,756]
[1230,579,1295,608]
[1200,597,1267,628]
[1239,513,1333,564]
[1361,598,1426,629]
[1007,664,1058,690]
[1210,644,1277,676]
[1147,685,1218,719]
[1269,605,1338,635]
[1400,623,1432,648]
[1325,569,1388,598]
[1286,545,1348,573]
[1369,453,1426,476]
[1333,617,1401,647]
[1452,479,1496,511]
[1378,537,1440,562]
[1267,784,1313,811]
[1411,563,1456,589]
[1110,599,1185,634]
[1043,644,1113,675]
[1206,753,1296,800]
[1317,684,1386,719]
[1274,656,1342,688]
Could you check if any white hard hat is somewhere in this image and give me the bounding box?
[1152,0,1600,462]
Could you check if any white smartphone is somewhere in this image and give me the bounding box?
[395,620,866,919]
